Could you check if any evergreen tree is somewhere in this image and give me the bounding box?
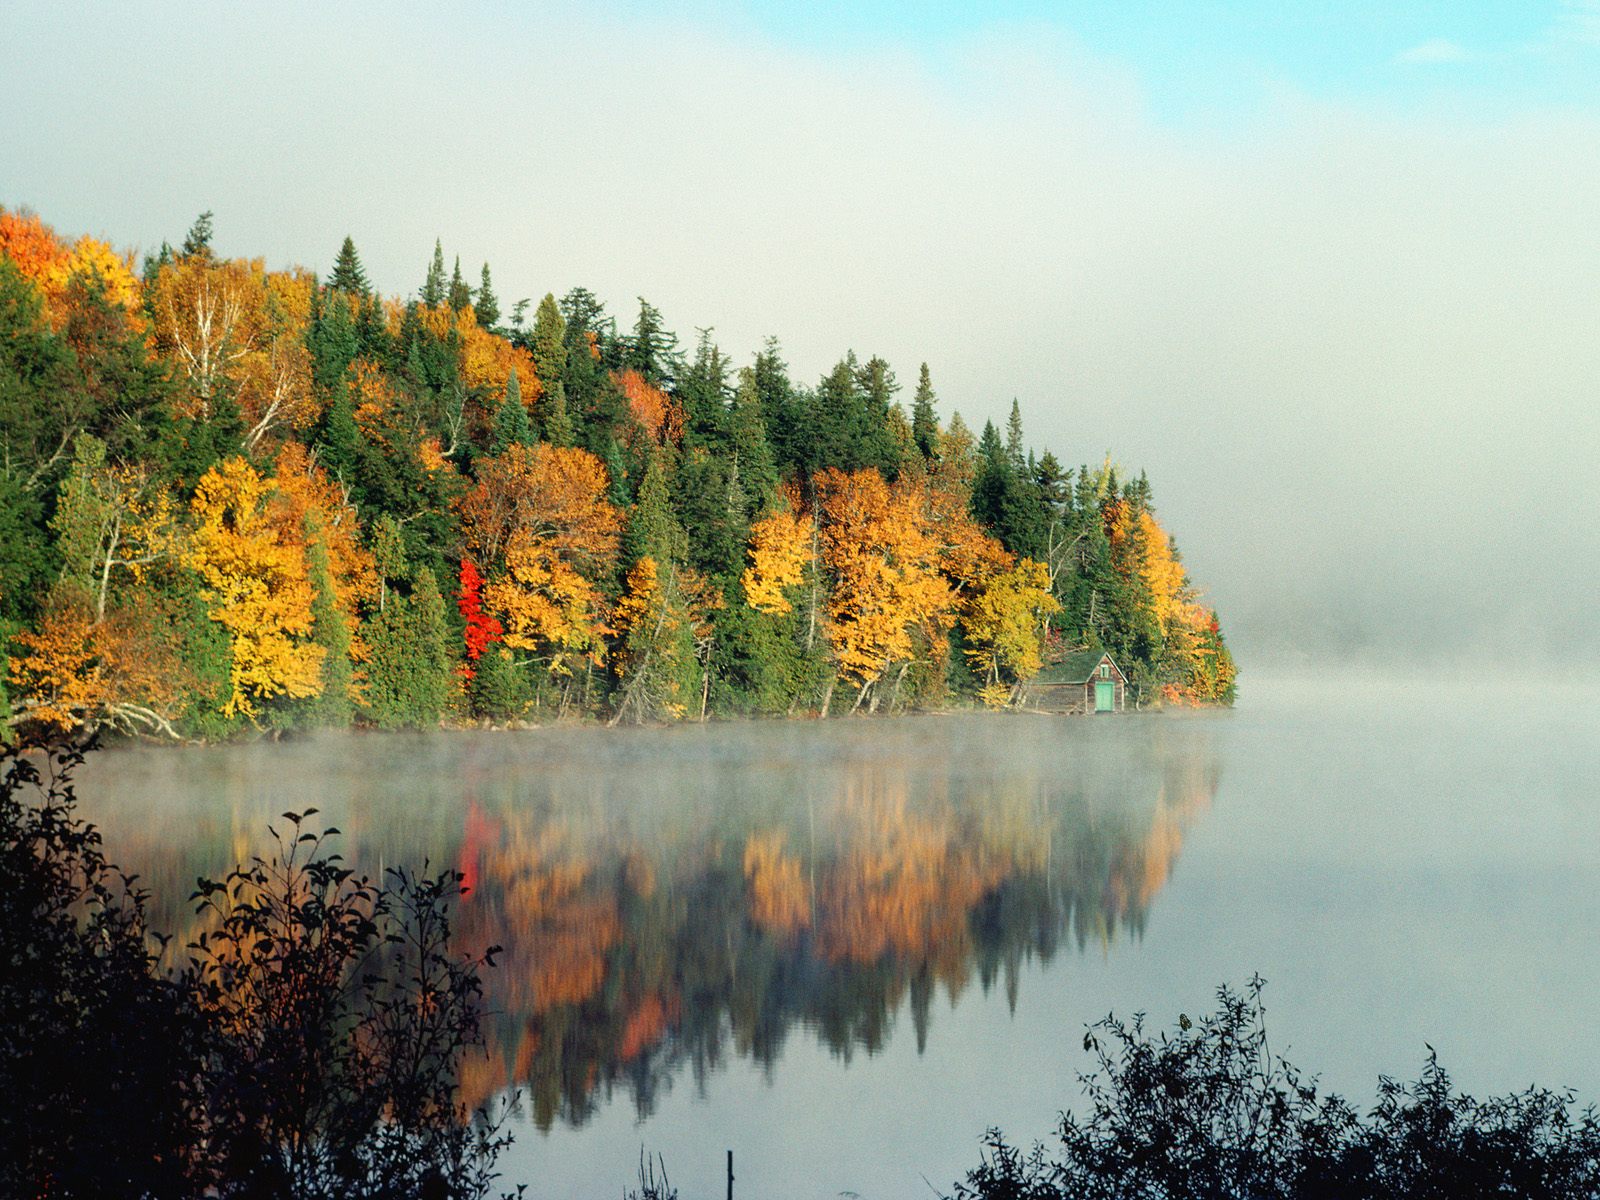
[369,514,408,613]
[679,329,730,449]
[421,240,446,307]
[327,236,370,296]
[180,210,214,261]
[558,287,618,441]
[1006,399,1026,467]
[623,446,686,568]
[601,436,631,506]
[363,567,452,729]
[448,256,471,311]
[474,262,500,330]
[140,241,174,293]
[855,354,902,477]
[805,353,873,473]
[543,387,574,449]
[314,391,361,483]
[309,287,358,395]
[470,644,531,721]
[305,526,353,726]
[626,298,679,386]
[729,368,779,513]
[531,293,567,382]
[531,294,572,446]
[911,363,939,462]
[355,293,391,363]
[490,369,534,454]
[752,339,803,474]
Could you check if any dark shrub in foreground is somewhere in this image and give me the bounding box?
[0,740,516,1199]
[952,978,1600,1200]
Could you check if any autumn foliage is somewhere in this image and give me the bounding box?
[0,205,1234,738]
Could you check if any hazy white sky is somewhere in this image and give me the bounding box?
[4,1,1598,670]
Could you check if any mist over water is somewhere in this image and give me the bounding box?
[5,4,1598,674]
[76,678,1600,1198]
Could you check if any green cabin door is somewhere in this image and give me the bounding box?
[1094,680,1115,713]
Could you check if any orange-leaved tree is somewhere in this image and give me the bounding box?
[813,467,954,712]
[461,444,621,693]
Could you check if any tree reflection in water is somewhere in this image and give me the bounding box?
[83,715,1223,1133]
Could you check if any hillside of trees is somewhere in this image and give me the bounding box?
[0,207,1235,738]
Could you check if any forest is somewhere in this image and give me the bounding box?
[0,207,1235,739]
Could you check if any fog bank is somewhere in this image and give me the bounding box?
[4,2,1597,670]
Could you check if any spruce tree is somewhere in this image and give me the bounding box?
[752,339,803,473]
[315,391,361,483]
[679,329,730,449]
[729,368,779,512]
[531,293,567,382]
[627,298,678,386]
[531,294,573,446]
[306,527,353,726]
[470,645,531,721]
[911,363,939,462]
[363,568,452,729]
[855,354,903,477]
[448,257,471,311]
[180,210,214,261]
[328,236,370,296]
[421,240,447,307]
[474,262,500,329]
[1006,399,1026,467]
[310,289,358,395]
[543,386,574,448]
[490,369,533,455]
[623,446,686,567]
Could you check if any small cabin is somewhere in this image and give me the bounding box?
[1021,650,1128,715]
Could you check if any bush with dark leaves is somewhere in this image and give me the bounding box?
[952,978,1600,1200]
[1,739,518,1200]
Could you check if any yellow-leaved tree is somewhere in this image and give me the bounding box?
[186,457,323,718]
[741,505,813,615]
[963,558,1060,707]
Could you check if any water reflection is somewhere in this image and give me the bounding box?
[81,714,1220,1132]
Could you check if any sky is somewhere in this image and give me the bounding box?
[3,0,1598,673]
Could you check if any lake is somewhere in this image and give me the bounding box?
[77,673,1600,1199]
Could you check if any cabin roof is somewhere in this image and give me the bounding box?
[1031,650,1121,685]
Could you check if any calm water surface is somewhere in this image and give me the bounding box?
[79,675,1600,1198]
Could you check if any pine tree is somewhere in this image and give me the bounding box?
[421,240,447,307]
[328,236,370,296]
[448,256,471,311]
[911,363,939,462]
[490,369,533,455]
[474,262,500,330]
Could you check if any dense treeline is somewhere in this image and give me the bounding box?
[0,207,1235,737]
